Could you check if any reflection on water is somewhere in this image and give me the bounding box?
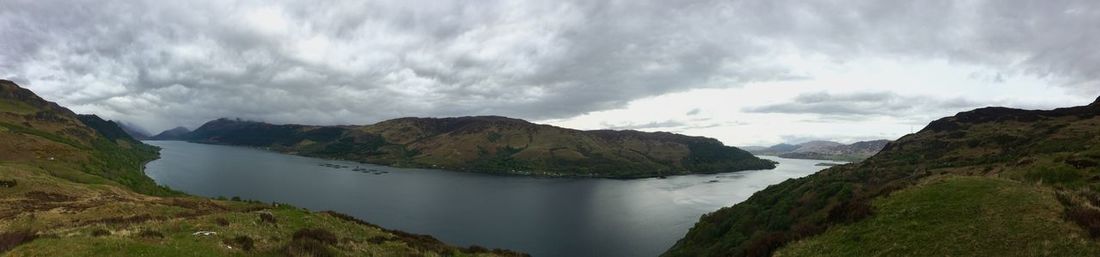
[144,141,830,257]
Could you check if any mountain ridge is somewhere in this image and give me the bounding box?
[748,139,891,162]
[170,116,776,178]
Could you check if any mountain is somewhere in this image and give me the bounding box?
[0,80,525,257]
[174,116,776,178]
[663,99,1100,256]
[750,143,799,154]
[117,121,151,139]
[148,126,191,140]
[748,140,891,162]
[76,115,143,143]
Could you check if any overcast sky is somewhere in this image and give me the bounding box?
[2,0,1098,146]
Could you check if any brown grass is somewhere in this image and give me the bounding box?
[0,230,37,253]
[137,230,164,239]
[24,191,75,202]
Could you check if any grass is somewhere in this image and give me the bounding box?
[6,198,518,257]
[0,100,36,114]
[776,176,1100,257]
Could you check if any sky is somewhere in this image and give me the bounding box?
[2,0,1098,146]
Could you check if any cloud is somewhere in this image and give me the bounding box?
[1,0,1098,132]
[742,91,1074,123]
[779,135,893,145]
[599,118,742,132]
[600,120,688,131]
[744,91,985,117]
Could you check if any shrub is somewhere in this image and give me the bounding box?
[137,230,164,239]
[284,237,334,257]
[224,236,255,251]
[742,232,788,257]
[215,217,230,227]
[827,198,874,224]
[292,228,337,245]
[91,229,110,237]
[366,236,387,244]
[1065,206,1100,238]
[258,212,277,224]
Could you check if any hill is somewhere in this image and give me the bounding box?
[748,140,891,162]
[149,126,191,140]
[663,98,1100,257]
[173,116,776,178]
[0,80,525,257]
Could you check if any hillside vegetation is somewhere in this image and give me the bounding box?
[0,80,526,257]
[162,116,775,178]
[664,98,1100,257]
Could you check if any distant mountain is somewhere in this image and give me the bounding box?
[176,116,776,178]
[75,114,142,143]
[751,143,799,154]
[117,121,151,139]
[148,126,191,140]
[747,140,891,162]
[665,95,1100,257]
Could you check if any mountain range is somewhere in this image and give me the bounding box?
[11,76,1100,257]
[663,97,1100,256]
[745,140,892,162]
[0,80,526,257]
[148,116,776,178]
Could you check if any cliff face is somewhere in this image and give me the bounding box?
[665,99,1100,257]
[179,116,776,178]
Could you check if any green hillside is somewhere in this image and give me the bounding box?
[664,98,1100,257]
[171,116,775,178]
[0,80,526,257]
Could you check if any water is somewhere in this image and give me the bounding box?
[143,141,830,257]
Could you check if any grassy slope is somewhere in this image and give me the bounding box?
[180,117,776,178]
[776,176,1100,257]
[664,100,1100,257]
[0,80,525,257]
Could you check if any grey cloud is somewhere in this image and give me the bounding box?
[747,90,1075,125]
[779,135,896,145]
[600,118,742,132]
[745,91,1005,121]
[1,0,1098,132]
[600,120,688,131]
